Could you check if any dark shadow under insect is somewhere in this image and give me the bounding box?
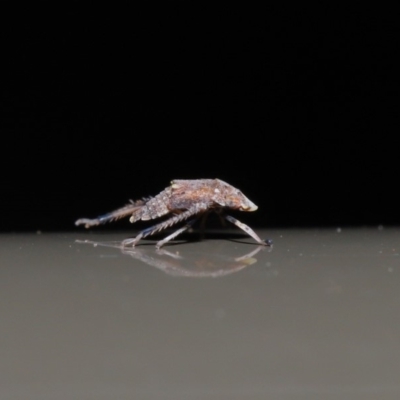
[75,179,272,249]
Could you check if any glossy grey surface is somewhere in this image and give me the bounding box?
[1,228,400,399]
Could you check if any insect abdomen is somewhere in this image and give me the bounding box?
[137,188,172,221]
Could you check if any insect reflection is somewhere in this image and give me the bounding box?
[76,239,272,278]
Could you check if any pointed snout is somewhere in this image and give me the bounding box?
[248,202,258,211]
[241,199,258,212]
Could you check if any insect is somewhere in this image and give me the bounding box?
[75,179,272,249]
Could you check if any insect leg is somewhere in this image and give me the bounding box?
[197,210,226,241]
[155,218,197,249]
[121,233,145,248]
[224,215,270,245]
[122,206,206,248]
[75,201,145,228]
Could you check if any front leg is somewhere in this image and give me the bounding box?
[224,215,272,246]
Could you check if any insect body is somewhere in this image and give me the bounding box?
[75,179,271,249]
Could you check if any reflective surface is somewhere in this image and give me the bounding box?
[1,227,400,399]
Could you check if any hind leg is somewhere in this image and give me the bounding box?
[75,200,145,228]
[122,207,205,248]
[155,219,197,249]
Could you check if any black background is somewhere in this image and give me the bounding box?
[2,5,399,232]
